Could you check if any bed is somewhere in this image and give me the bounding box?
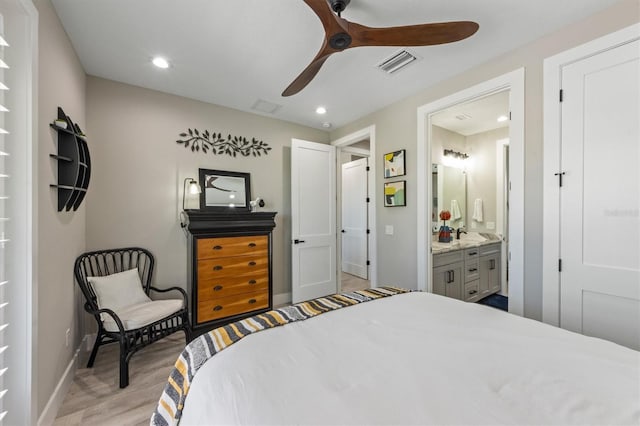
[151,287,640,426]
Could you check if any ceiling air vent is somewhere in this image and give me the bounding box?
[251,99,282,114]
[377,49,417,74]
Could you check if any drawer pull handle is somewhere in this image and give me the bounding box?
[469,251,478,256]
[248,299,257,304]
[248,280,257,285]
[248,242,256,247]
[248,261,257,266]
[490,259,496,270]
[213,285,223,291]
[213,245,223,250]
[213,305,223,311]
[468,290,478,295]
[213,265,223,271]
[468,268,478,272]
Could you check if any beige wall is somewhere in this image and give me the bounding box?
[85,77,329,300]
[466,127,509,232]
[330,0,640,319]
[35,0,87,417]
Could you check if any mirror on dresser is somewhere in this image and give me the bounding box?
[432,163,466,232]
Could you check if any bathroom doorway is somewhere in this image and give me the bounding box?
[430,91,511,298]
[416,69,525,315]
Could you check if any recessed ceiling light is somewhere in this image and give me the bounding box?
[316,106,327,115]
[497,115,509,122]
[152,57,170,69]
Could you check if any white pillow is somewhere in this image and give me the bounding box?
[87,268,151,311]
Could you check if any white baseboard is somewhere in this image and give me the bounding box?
[273,292,291,308]
[37,335,90,426]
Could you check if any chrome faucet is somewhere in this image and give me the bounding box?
[456,228,467,240]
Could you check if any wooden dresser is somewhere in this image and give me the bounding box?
[184,210,277,335]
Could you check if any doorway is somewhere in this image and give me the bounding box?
[332,125,378,292]
[417,69,525,316]
[430,91,511,300]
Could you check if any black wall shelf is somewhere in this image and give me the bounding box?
[50,107,91,212]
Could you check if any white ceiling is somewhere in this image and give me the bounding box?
[51,0,622,130]
[432,90,509,136]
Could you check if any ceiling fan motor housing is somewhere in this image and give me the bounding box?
[329,0,350,14]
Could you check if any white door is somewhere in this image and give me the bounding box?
[291,139,337,303]
[560,39,640,350]
[341,158,368,279]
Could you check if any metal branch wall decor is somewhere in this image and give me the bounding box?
[176,128,271,157]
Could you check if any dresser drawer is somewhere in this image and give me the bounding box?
[464,260,480,282]
[198,254,268,279]
[197,272,269,302]
[197,291,269,324]
[197,235,268,260]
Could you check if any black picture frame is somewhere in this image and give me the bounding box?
[199,168,251,212]
[384,180,406,207]
[384,149,406,178]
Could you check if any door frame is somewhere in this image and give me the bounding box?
[332,125,377,289]
[542,23,640,326]
[496,138,509,295]
[416,69,525,316]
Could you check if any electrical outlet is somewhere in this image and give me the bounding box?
[385,225,394,235]
[65,328,71,347]
[487,221,495,230]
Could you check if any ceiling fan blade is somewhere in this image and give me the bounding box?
[349,21,479,48]
[282,46,334,97]
[302,0,349,34]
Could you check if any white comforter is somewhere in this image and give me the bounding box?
[180,292,640,425]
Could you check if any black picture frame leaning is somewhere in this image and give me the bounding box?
[198,168,251,212]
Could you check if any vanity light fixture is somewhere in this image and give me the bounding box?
[316,106,327,115]
[444,149,469,160]
[152,56,170,69]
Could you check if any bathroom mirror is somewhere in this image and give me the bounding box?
[432,164,466,231]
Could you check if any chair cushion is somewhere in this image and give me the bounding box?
[87,268,151,311]
[103,299,185,332]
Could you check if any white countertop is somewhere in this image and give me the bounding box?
[432,232,502,254]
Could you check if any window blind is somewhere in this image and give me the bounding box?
[0,16,9,423]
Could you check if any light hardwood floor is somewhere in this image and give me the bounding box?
[54,333,187,426]
[55,276,368,425]
[341,271,370,292]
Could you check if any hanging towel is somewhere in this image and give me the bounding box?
[451,200,461,220]
[472,198,484,222]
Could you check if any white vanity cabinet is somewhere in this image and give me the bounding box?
[432,242,501,303]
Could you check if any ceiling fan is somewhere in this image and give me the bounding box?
[282,0,479,97]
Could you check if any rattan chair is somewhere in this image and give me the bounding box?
[74,247,191,388]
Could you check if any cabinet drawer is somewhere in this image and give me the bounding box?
[464,260,480,282]
[197,291,269,324]
[198,272,269,302]
[198,254,268,280]
[433,250,464,267]
[464,280,480,302]
[197,235,268,260]
[464,247,480,260]
[480,242,501,256]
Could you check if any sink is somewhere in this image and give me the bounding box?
[459,232,487,243]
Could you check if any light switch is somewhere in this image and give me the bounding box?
[385,225,394,235]
[487,222,495,230]
[471,222,477,229]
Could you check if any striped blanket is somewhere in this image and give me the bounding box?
[150,286,410,426]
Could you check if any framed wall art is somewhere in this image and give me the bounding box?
[199,168,251,211]
[384,180,406,207]
[384,149,406,178]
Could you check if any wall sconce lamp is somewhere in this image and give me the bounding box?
[444,149,469,160]
[182,177,201,211]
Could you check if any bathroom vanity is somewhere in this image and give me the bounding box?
[432,236,501,303]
